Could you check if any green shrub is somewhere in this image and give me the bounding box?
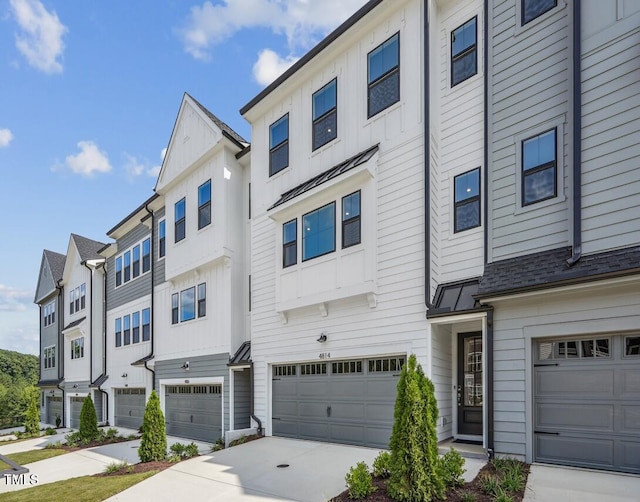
[345,461,376,500]
[480,473,501,496]
[103,460,130,474]
[387,354,444,502]
[45,428,57,436]
[55,414,62,428]
[79,395,99,442]
[138,390,166,462]
[64,430,82,447]
[185,442,199,458]
[458,490,476,502]
[102,427,120,441]
[44,440,62,449]
[211,437,225,452]
[229,435,248,447]
[439,448,466,488]
[169,442,186,457]
[23,385,40,436]
[372,451,391,478]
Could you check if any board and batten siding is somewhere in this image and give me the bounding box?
[487,0,571,262]
[155,353,231,433]
[580,3,640,255]
[107,224,153,311]
[491,280,640,460]
[233,369,251,429]
[153,206,166,286]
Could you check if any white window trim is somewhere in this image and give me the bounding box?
[70,337,84,360]
[170,283,205,325]
[158,218,166,261]
[444,8,484,97]
[514,116,566,215]
[515,0,567,38]
[44,345,56,368]
[114,236,152,289]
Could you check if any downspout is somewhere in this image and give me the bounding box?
[250,363,263,435]
[97,261,109,425]
[424,0,433,310]
[83,262,94,386]
[144,202,156,390]
[55,280,65,425]
[486,308,494,458]
[566,0,582,267]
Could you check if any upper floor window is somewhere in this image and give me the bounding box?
[158,219,166,258]
[44,346,55,369]
[124,250,131,282]
[198,180,212,229]
[132,311,140,344]
[123,314,131,345]
[175,198,186,242]
[451,17,477,87]
[181,287,196,322]
[269,114,289,176]
[142,308,151,341]
[71,337,84,359]
[115,256,122,287]
[115,308,151,347]
[80,283,86,310]
[522,0,557,25]
[142,238,151,273]
[115,238,151,288]
[43,301,56,327]
[197,283,206,318]
[69,284,86,315]
[312,79,337,150]
[303,202,336,261]
[454,168,481,232]
[132,245,141,279]
[368,32,400,118]
[342,191,361,248]
[171,293,179,325]
[522,128,556,206]
[115,318,122,347]
[283,219,297,268]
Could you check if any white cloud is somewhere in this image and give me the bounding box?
[253,49,299,86]
[9,0,68,74]
[123,148,166,180]
[0,284,33,312]
[0,129,14,148]
[64,141,112,177]
[179,0,368,61]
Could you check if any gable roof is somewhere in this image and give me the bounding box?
[70,234,107,263]
[34,249,66,303]
[44,250,66,283]
[187,93,247,147]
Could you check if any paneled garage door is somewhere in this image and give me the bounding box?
[534,335,640,474]
[69,396,84,428]
[47,396,62,426]
[165,385,222,442]
[114,388,146,430]
[272,357,404,448]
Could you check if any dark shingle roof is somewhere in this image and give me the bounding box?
[37,378,62,387]
[187,93,248,147]
[44,249,66,282]
[427,278,491,318]
[63,316,86,331]
[71,234,107,263]
[268,144,379,211]
[477,246,640,298]
[90,374,109,387]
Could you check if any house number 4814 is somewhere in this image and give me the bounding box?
[319,352,331,359]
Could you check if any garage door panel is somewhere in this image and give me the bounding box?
[299,401,329,417]
[621,406,640,432]
[622,369,640,395]
[329,379,366,397]
[273,399,298,416]
[298,421,330,440]
[331,423,365,444]
[536,369,614,395]
[365,402,395,423]
[331,402,365,420]
[299,380,329,396]
[536,435,614,468]
[47,397,62,425]
[165,385,221,443]
[619,440,640,471]
[536,402,614,431]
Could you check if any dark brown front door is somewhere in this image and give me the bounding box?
[458,332,483,436]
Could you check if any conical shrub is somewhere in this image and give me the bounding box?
[138,390,167,462]
[79,394,99,442]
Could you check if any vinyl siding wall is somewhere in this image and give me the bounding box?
[233,368,251,429]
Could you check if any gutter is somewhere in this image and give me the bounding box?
[83,262,94,387]
[95,261,109,425]
[424,0,433,310]
[566,0,582,267]
[142,202,156,390]
[249,363,263,435]
[486,308,494,458]
[55,279,65,426]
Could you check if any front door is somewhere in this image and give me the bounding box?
[457,332,483,436]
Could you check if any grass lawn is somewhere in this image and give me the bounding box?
[5,448,67,466]
[0,471,158,502]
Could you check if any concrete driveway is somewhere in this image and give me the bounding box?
[108,437,486,502]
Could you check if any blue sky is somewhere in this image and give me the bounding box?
[0,0,368,355]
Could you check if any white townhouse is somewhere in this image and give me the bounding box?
[152,93,252,443]
[34,249,66,425]
[59,234,106,428]
[98,194,164,429]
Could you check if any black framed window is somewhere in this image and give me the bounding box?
[175,198,186,242]
[115,318,122,347]
[303,202,336,261]
[171,293,179,325]
[197,283,206,318]
[198,180,211,229]
[132,244,140,278]
[80,283,86,310]
[159,220,166,258]
[368,32,400,117]
[269,114,289,176]
[522,0,557,25]
[115,256,122,286]
[69,289,74,315]
[522,128,556,205]
[454,168,481,232]
[124,251,131,282]
[312,79,337,150]
[74,286,80,312]
[283,219,297,268]
[132,311,140,344]
[180,287,196,322]
[142,238,151,273]
[342,191,361,248]
[123,314,131,345]
[142,308,151,341]
[451,17,477,87]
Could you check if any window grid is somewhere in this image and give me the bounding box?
[123,315,131,345]
[342,191,361,248]
[368,357,405,373]
[142,308,151,342]
[71,337,84,359]
[367,33,400,118]
[158,219,166,258]
[198,180,212,229]
[312,79,337,150]
[522,128,557,206]
[132,311,140,344]
[332,360,363,374]
[538,338,611,360]
[625,336,640,357]
[451,17,477,87]
[269,114,289,176]
[274,365,296,377]
[301,363,327,376]
[175,198,186,242]
[197,283,206,318]
[44,346,56,369]
[43,301,56,327]
[171,293,179,325]
[283,219,297,268]
[115,318,122,347]
[454,168,481,233]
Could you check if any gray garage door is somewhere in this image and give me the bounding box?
[47,396,62,426]
[534,335,640,474]
[272,356,403,448]
[115,388,146,429]
[70,396,84,428]
[165,385,222,442]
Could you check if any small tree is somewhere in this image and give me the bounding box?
[138,390,166,462]
[23,385,40,436]
[387,354,444,502]
[79,394,99,442]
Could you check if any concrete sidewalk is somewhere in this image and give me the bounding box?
[523,464,640,502]
[107,437,486,502]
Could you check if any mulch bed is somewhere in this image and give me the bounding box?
[331,462,531,502]
[61,436,139,452]
[94,460,174,477]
